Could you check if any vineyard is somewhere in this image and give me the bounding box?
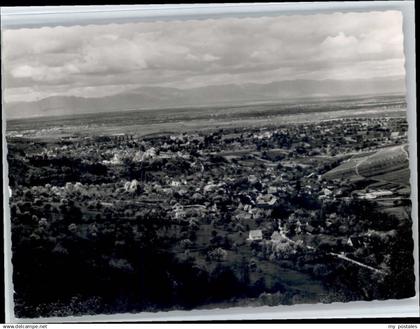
[324,144,410,186]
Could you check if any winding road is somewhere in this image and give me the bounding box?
[329,252,386,275]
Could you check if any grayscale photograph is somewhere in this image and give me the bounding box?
[1,3,417,320]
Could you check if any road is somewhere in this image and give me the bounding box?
[302,242,387,276]
[329,252,386,275]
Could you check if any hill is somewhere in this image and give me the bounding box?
[323,144,410,186]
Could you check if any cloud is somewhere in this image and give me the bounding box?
[11,63,82,81]
[2,10,405,103]
[321,32,359,56]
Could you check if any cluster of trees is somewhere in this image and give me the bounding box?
[276,197,413,301]
[8,153,109,188]
[12,205,286,318]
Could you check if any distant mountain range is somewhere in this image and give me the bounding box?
[5,77,406,119]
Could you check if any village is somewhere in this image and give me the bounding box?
[7,115,413,316]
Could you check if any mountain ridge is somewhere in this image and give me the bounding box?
[5,78,406,119]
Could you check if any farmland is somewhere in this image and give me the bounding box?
[324,144,410,186]
[6,95,407,140]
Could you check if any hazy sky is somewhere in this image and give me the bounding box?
[2,10,405,103]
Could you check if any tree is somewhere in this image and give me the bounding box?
[312,264,329,277]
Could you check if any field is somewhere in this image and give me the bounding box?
[6,95,407,139]
[323,144,410,187]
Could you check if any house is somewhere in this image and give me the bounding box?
[359,190,393,200]
[390,132,399,140]
[132,150,144,162]
[319,188,333,200]
[204,182,219,193]
[271,231,282,242]
[172,204,186,220]
[256,194,277,208]
[347,236,365,248]
[208,248,228,261]
[236,211,252,221]
[267,186,278,194]
[65,182,74,192]
[143,147,157,160]
[103,153,123,165]
[305,224,315,234]
[124,179,141,193]
[171,180,181,187]
[248,175,258,184]
[248,229,263,241]
[192,193,204,202]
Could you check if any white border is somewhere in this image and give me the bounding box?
[2,1,418,323]
[0,2,418,28]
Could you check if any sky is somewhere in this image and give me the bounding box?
[2,10,406,104]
